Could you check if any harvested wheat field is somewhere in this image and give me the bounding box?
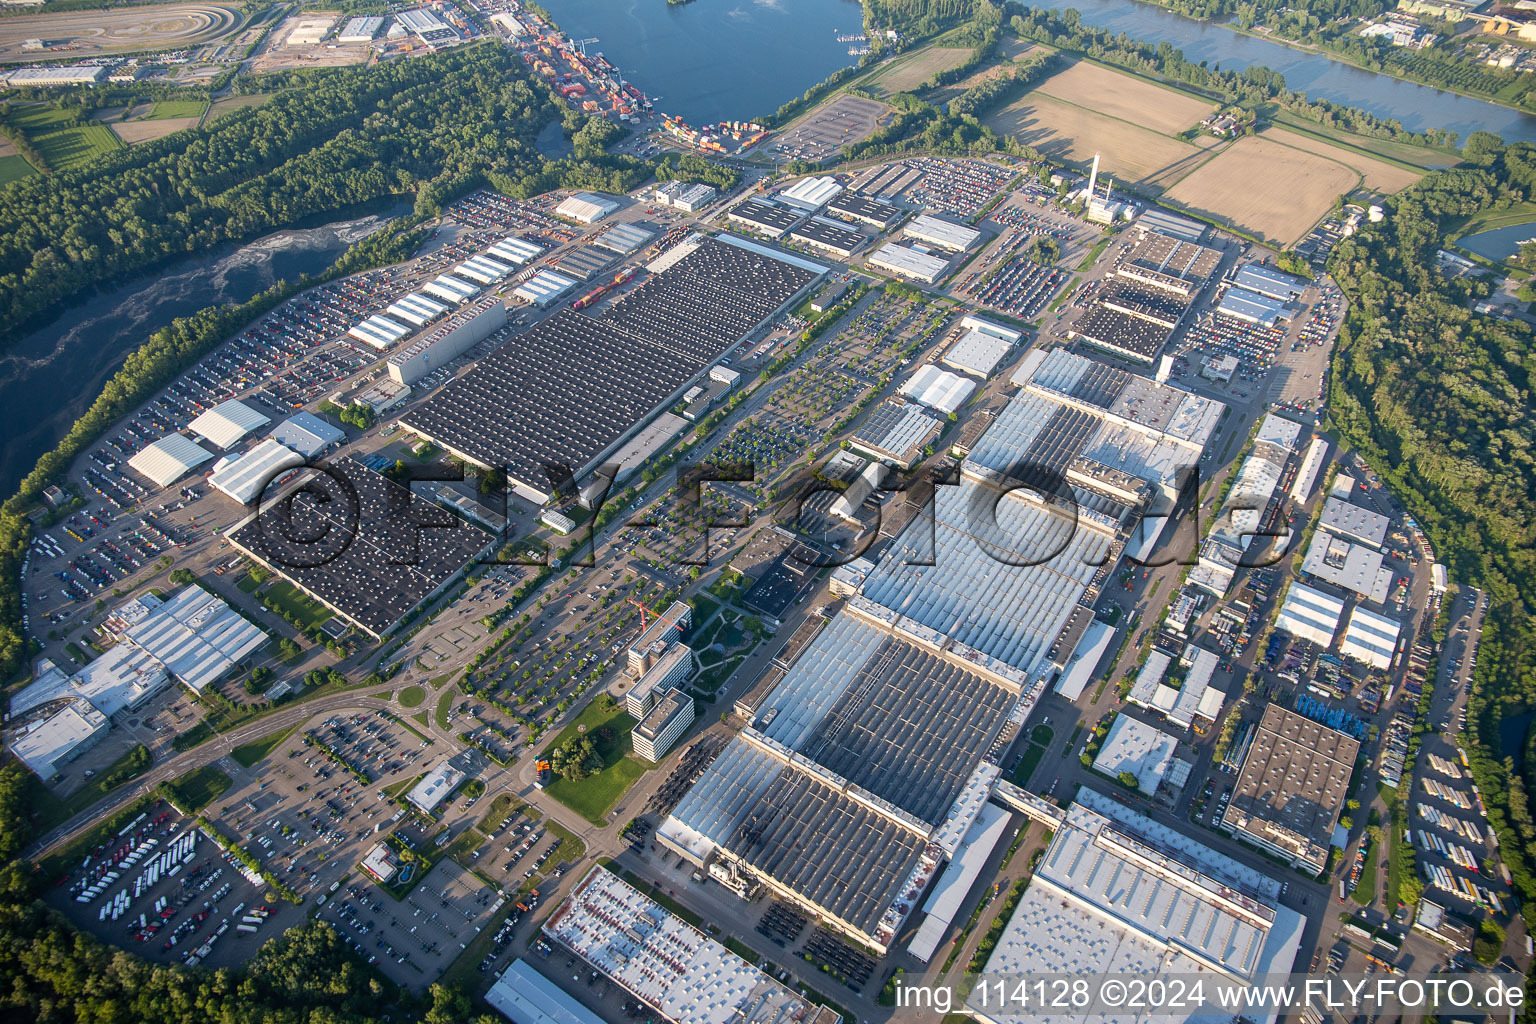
[1260,125,1422,193]
[869,46,973,96]
[1034,60,1215,136]
[111,117,201,145]
[985,91,1203,184]
[1166,135,1360,245]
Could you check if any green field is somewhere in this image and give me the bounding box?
[167,765,232,812]
[145,100,209,120]
[0,154,37,184]
[32,125,122,171]
[232,723,299,767]
[538,699,651,824]
[399,685,427,708]
[264,580,331,630]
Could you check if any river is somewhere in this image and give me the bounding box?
[1016,0,1536,144]
[0,204,408,499]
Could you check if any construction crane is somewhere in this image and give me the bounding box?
[574,36,598,55]
[627,597,688,637]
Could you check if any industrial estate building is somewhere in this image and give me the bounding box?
[898,364,974,416]
[942,319,1019,378]
[188,399,270,449]
[402,237,823,504]
[848,399,942,470]
[387,297,507,385]
[1069,230,1222,364]
[270,411,343,458]
[542,867,839,1024]
[555,192,620,224]
[867,243,949,284]
[902,214,980,251]
[128,434,215,488]
[227,456,494,637]
[7,586,268,779]
[970,790,1302,1022]
[825,192,902,229]
[1190,413,1303,597]
[1220,703,1360,873]
[726,199,800,239]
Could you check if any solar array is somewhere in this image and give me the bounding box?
[228,456,492,636]
[404,238,817,498]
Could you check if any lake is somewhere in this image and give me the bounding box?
[1459,222,1536,261]
[0,204,408,499]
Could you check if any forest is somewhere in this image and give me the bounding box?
[1326,135,1536,918]
[0,44,560,349]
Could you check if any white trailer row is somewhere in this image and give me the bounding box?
[1428,753,1463,780]
[133,830,197,894]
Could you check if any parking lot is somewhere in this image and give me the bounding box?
[46,802,287,971]
[318,858,502,989]
[760,94,889,163]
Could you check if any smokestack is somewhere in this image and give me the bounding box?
[1087,153,1100,202]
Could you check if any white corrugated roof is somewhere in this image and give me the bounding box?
[943,328,1013,377]
[128,434,215,487]
[208,438,303,505]
[188,399,270,448]
[898,363,974,415]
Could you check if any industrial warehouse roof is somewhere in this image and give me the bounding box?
[11,644,167,720]
[188,399,270,449]
[270,411,343,457]
[788,217,866,257]
[661,610,1015,941]
[1137,207,1206,242]
[859,475,1111,678]
[903,214,981,251]
[348,313,412,350]
[898,364,974,415]
[1093,714,1179,795]
[974,347,1221,522]
[779,175,843,210]
[1217,286,1290,326]
[848,399,942,469]
[867,243,948,283]
[337,15,382,41]
[228,456,492,636]
[11,702,108,781]
[727,199,800,238]
[485,960,607,1024]
[422,274,480,304]
[385,292,448,327]
[973,795,1302,1006]
[488,236,543,266]
[1301,529,1392,604]
[555,191,620,223]
[1319,495,1390,548]
[453,254,513,285]
[402,237,819,500]
[1341,603,1401,669]
[512,269,577,306]
[208,438,304,505]
[1274,582,1346,647]
[1222,703,1359,874]
[125,585,270,692]
[942,327,1015,378]
[592,221,655,254]
[825,192,901,228]
[1070,303,1173,363]
[1235,262,1307,301]
[128,434,215,488]
[543,867,833,1024]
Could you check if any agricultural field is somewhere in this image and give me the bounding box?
[0,3,242,61]
[1033,59,1215,136]
[926,44,1043,105]
[867,45,973,97]
[1260,124,1422,194]
[207,91,272,123]
[1166,134,1360,245]
[33,124,123,171]
[146,100,210,120]
[985,91,1205,184]
[0,153,36,184]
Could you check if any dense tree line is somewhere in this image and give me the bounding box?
[0,44,559,347]
[1003,5,1460,148]
[1326,136,1536,918]
[946,49,1059,118]
[652,152,742,190]
[864,0,984,40]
